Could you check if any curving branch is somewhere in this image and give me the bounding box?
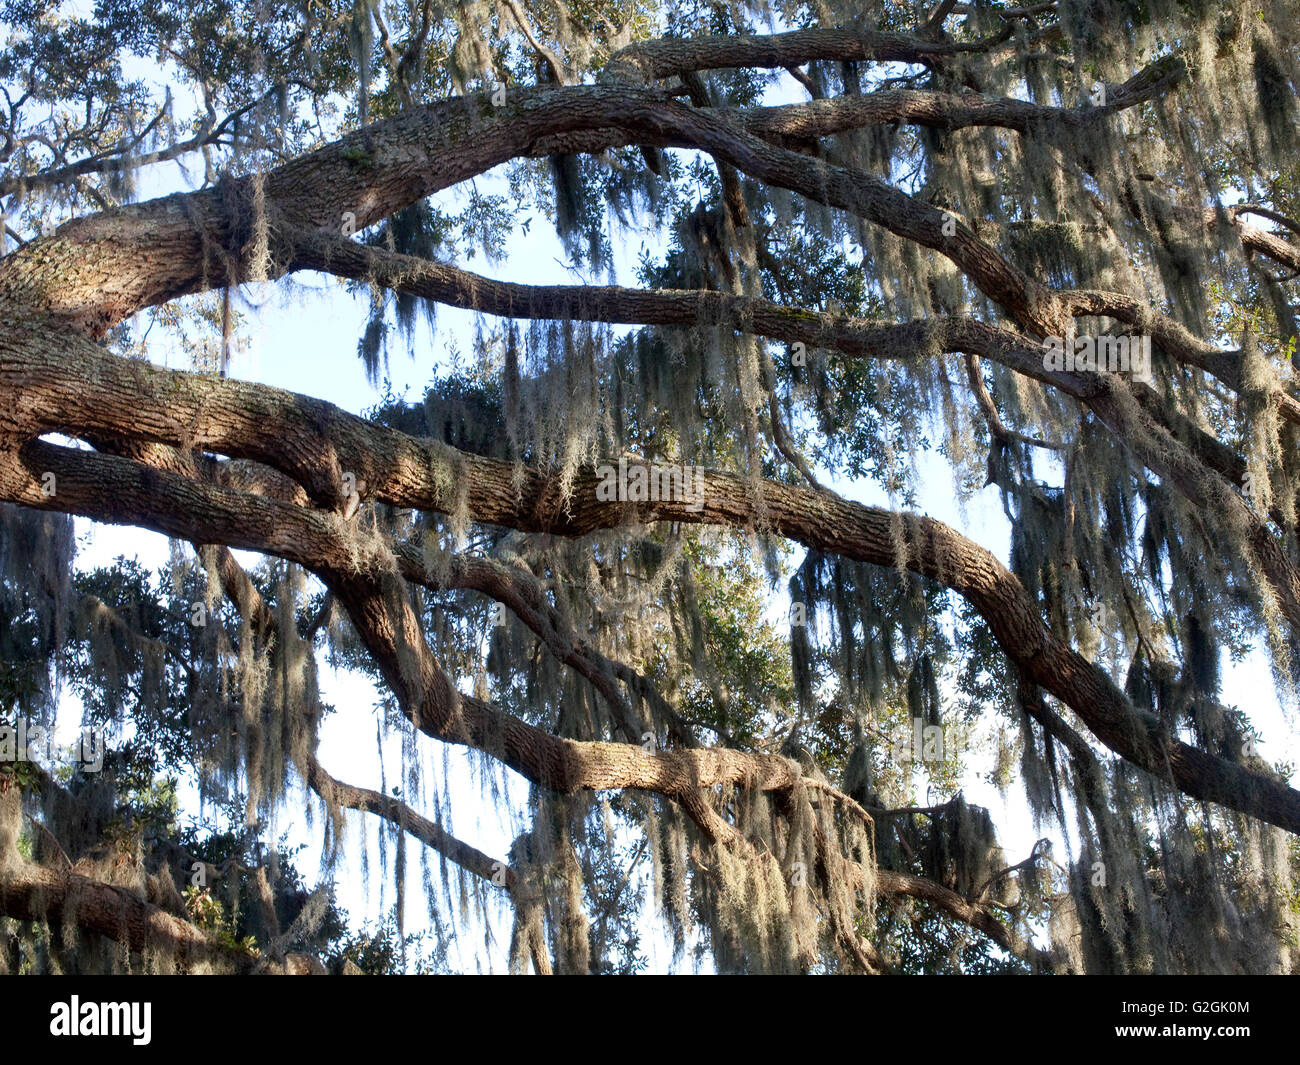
[875,868,1056,970]
[283,231,1300,638]
[0,857,259,972]
[601,25,1020,83]
[305,756,516,892]
[3,64,1181,338]
[2,336,1298,834]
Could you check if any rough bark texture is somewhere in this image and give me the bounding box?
[3,10,1300,972]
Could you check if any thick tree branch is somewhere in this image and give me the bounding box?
[601,26,1018,83]
[1,345,1297,834]
[1,84,1069,335]
[0,857,257,971]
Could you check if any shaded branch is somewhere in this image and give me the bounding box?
[2,343,1298,834]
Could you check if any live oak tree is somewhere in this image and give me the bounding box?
[2,0,1300,974]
